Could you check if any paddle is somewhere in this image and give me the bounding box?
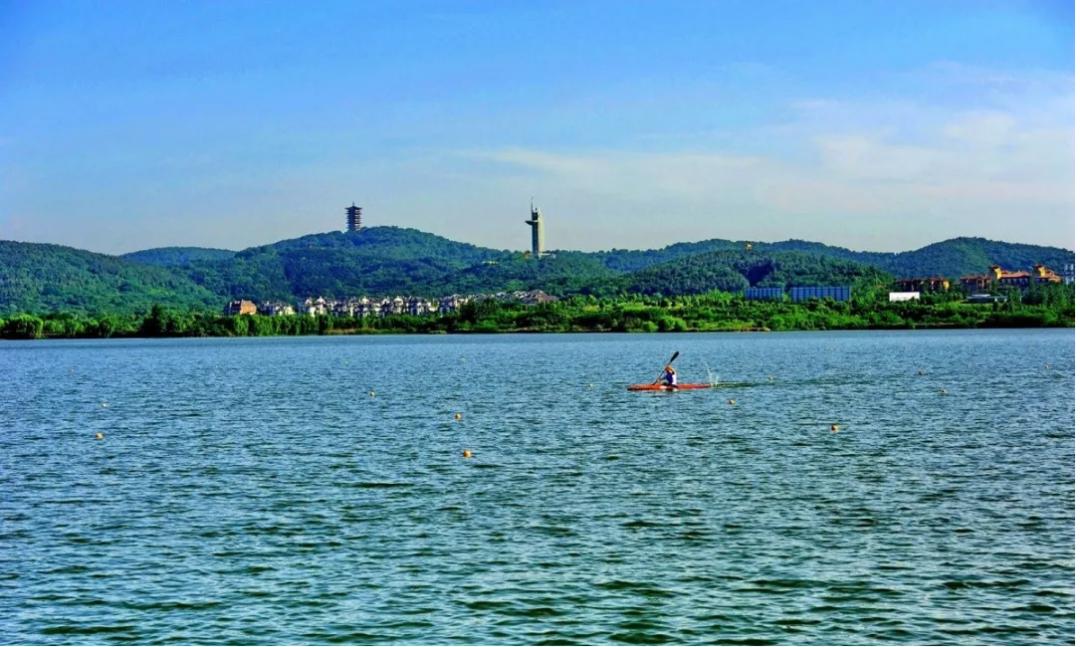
[652,351,679,385]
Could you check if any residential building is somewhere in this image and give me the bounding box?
[224,299,257,316]
[258,301,295,316]
[407,297,436,316]
[895,277,950,292]
[1031,264,1063,285]
[439,295,468,314]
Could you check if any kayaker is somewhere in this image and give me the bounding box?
[660,364,678,387]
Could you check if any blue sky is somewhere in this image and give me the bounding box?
[0,0,1073,253]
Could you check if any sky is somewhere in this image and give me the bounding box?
[0,0,1074,254]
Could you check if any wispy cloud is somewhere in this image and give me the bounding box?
[443,62,1073,251]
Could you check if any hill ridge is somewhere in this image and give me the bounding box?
[2,228,1073,314]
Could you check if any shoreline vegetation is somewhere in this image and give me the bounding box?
[1,288,1073,340]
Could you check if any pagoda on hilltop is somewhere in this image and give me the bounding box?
[346,203,363,232]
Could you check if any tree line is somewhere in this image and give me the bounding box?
[1,285,1073,339]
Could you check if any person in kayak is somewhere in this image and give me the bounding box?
[660,364,678,387]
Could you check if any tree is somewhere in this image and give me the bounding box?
[2,314,44,339]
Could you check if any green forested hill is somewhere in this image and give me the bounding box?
[599,237,1074,278]
[622,251,890,296]
[430,252,621,297]
[0,241,223,314]
[2,228,1073,314]
[867,238,1075,277]
[179,227,506,299]
[121,246,236,266]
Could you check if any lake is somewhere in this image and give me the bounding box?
[1,330,1074,645]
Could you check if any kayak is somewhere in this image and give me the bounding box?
[627,383,714,392]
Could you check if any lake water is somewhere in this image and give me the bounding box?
[1,330,1074,645]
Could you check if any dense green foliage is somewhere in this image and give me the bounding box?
[121,246,237,266]
[623,251,891,295]
[0,241,223,315]
[3,283,1071,340]
[180,228,504,300]
[4,228,1073,314]
[595,237,1074,278]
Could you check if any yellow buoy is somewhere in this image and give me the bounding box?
[462,449,473,458]
[95,432,104,440]
[454,412,462,421]
[830,424,840,433]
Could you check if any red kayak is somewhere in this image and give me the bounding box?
[627,383,714,392]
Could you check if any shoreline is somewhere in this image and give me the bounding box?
[3,291,1074,340]
[2,320,1073,342]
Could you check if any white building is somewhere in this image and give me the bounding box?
[888,292,920,302]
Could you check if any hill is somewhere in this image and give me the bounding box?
[866,237,1075,277]
[121,247,236,267]
[622,250,890,296]
[178,227,507,300]
[2,228,1073,314]
[0,241,223,315]
[597,237,1074,279]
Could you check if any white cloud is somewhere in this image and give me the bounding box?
[447,76,1073,251]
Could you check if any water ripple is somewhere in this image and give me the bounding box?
[0,330,1073,644]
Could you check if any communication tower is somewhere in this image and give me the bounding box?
[525,201,544,258]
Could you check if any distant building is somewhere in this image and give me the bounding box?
[407,297,436,316]
[225,299,257,316]
[299,297,329,316]
[1031,264,1063,285]
[990,265,1031,289]
[525,201,544,258]
[346,203,363,232]
[790,286,851,303]
[258,301,295,316]
[889,292,920,302]
[960,265,1063,293]
[744,287,784,301]
[958,273,993,293]
[515,290,557,305]
[895,277,950,292]
[439,295,469,314]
